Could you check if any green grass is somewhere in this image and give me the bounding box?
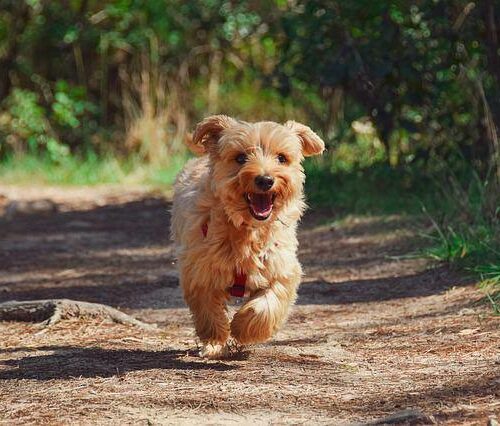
[420,197,499,314]
[475,264,500,314]
[304,158,439,215]
[421,216,492,263]
[0,152,187,186]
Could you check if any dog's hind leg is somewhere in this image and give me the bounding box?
[184,286,230,358]
[230,278,299,345]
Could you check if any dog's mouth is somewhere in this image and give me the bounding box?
[245,192,276,221]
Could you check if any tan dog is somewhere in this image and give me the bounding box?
[171,115,325,358]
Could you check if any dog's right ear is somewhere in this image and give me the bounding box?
[189,115,237,154]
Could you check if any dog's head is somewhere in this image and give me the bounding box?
[191,115,325,226]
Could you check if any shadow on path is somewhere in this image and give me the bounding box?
[0,197,173,273]
[0,346,236,380]
[298,266,472,305]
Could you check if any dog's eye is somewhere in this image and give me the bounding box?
[277,154,288,164]
[235,153,247,164]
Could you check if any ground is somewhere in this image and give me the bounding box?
[0,185,498,425]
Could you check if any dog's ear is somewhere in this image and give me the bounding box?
[184,132,205,156]
[284,121,325,157]
[191,115,237,154]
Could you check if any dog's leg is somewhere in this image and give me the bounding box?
[184,287,230,358]
[230,278,298,345]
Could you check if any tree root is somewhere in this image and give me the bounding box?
[0,299,157,330]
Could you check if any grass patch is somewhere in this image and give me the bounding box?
[423,212,500,315]
[475,264,500,314]
[304,158,439,216]
[419,181,499,314]
[421,212,495,263]
[0,152,187,186]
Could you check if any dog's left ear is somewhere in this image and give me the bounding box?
[191,115,238,154]
[285,121,325,157]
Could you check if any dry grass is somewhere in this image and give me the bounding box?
[121,47,188,165]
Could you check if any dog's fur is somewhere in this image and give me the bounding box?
[171,115,324,358]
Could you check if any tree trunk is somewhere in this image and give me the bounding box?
[0,2,30,99]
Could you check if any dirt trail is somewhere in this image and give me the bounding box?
[0,186,498,425]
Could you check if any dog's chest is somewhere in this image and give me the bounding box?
[237,238,294,290]
[199,220,297,291]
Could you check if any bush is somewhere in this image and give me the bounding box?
[0,88,70,162]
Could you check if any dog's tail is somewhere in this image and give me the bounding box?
[184,132,206,156]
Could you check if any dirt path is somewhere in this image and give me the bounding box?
[0,186,498,425]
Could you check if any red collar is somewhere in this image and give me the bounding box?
[201,222,247,297]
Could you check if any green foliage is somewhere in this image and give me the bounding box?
[276,0,499,175]
[3,89,47,138]
[1,0,499,178]
[0,88,70,162]
[51,81,97,129]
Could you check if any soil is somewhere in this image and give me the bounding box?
[0,185,498,425]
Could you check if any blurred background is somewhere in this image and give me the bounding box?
[0,1,498,278]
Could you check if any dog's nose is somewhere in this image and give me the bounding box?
[254,175,274,191]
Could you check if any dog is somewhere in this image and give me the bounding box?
[171,115,325,358]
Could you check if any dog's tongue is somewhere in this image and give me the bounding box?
[250,193,273,215]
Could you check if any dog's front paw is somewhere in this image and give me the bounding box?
[231,306,273,345]
[199,343,229,359]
